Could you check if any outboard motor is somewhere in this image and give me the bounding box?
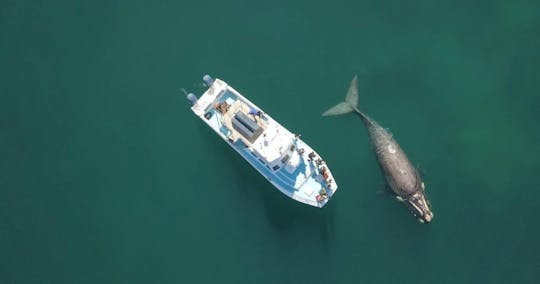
[203,74,214,87]
[186,93,198,106]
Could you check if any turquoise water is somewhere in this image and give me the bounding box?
[2,1,539,283]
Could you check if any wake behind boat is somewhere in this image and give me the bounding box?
[186,75,338,207]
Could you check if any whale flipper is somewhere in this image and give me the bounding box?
[322,75,359,116]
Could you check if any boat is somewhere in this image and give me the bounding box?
[186,75,338,207]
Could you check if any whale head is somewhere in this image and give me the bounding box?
[406,183,433,223]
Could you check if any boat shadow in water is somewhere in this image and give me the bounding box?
[262,189,337,252]
[196,123,336,255]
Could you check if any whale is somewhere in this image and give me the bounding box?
[323,75,433,223]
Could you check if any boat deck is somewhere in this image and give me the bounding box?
[206,88,292,164]
[221,98,267,144]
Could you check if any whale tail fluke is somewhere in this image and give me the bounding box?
[322,75,359,116]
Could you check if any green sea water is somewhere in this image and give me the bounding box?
[2,1,540,283]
